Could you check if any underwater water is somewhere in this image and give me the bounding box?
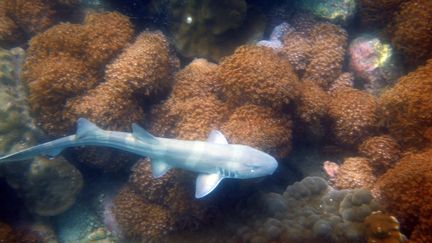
[1,0,431,242]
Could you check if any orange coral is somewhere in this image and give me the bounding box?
[333,157,376,192]
[295,80,330,124]
[376,148,432,242]
[113,186,175,240]
[302,23,347,90]
[379,59,432,149]
[281,32,312,73]
[358,135,401,175]
[221,104,292,159]
[0,0,77,46]
[217,45,299,110]
[388,0,432,67]
[328,87,378,146]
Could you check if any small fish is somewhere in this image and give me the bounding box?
[0,118,278,198]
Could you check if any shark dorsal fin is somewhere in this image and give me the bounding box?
[151,159,171,178]
[132,123,158,144]
[76,118,102,139]
[195,173,224,198]
[207,130,228,144]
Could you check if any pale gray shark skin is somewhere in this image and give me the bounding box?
[0,118,278,198]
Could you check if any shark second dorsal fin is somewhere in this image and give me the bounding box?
[195,173,224,198]
[207,130,228,144]
[76,118,102,139]
[132,124,158,144]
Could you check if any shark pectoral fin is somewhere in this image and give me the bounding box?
[132,124,158,144]
[151,160,171,178]
[195,173,224,198]
[76,118,102,139]
[207,130,228,144]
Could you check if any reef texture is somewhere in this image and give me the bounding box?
[377,148,432,242]
[358,0,404,27]
[234,177,381,242]
[379,59,432,149]
[302,22,348,90]
[155,0,266,61]
[281,31,312,73]
[332,157,376,192]
[297,0,356,24]
[113,159,206,241]
[0,0,77,47]
[217,45,299,110]
[358,135,401,174]
[221,105,292,159]
[328,87,378,146]
[387,0,432,67]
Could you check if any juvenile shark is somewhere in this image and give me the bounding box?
[0,118,278,198]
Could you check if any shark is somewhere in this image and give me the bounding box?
[0,118,278,198]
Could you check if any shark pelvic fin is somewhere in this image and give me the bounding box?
[151,159,171,178]
[195,173,224,198]
[42,148,63,158]
[76,118,102,139]
[207,130,228,144]
[132,124,158,144]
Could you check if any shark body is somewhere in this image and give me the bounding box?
[0,118,278,198]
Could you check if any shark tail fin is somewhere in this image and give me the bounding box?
[76,118,103,139]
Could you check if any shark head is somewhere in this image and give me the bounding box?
[231,145,278,179]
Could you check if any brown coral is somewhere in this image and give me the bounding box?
[113,186,175,240]
[379,59,432,149]
[376,148,432,242]
[364,211,406,243]
[358,135,401,175]
[281,32,312,74]
[302,23,348,90]
[0,0,77,46]
[333,157,376,192]
[221,104,292,159]
[217,45,299,110]
[65,31,173,131]
[388,0,432,67]
[328,87,378,146]
[295,80,330,124]
[358,0,404,27]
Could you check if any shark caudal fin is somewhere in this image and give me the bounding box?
[76,118,103,138]
[195,173,224,198]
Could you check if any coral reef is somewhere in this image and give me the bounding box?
[221,105,292,159]
[112,186,176,240]
[217,45,299,110]
[358,135,401,174]
[376,148,432,242]
[23,11,135,136]
[379,59,432,149]
[364,211,406,243]
[387,0,432,67]
[0,0,78,47]
[348,35,402,95]
[328,72,354,92]
[154,0,266,61]
[328,87,378,146]
[332,157,376,192]
[302,22,347,89]
[295,80,330,126]
[281,31,312,73]
[234,177,381,242]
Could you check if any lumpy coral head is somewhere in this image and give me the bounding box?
[376,148,432,242]
[217,45,299,110]
[329,87,379,146]
[379,59,432,149]
[388,0,432,67]
[333,157,376,192]
[221,104,292,159]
